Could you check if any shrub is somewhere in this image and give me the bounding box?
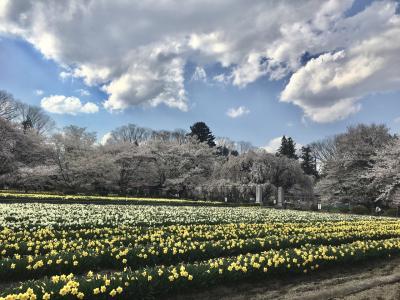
[338,206,350,213]
[350,205,370,215]
[383,208,399,217]
[327,203,350,214]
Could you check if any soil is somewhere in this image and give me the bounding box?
[167,257,400,300]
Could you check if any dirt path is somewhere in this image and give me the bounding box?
[168,257,400,300]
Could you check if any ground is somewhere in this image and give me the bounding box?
[170,257,400,300]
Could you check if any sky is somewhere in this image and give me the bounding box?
[0,0,400,150]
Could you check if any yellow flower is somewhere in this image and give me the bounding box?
[59,288,67,296]
[42,293,51,300]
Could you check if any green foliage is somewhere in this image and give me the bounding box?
[277,136,298,160]
[383,208,399,217]
[300,146,318,177]
[189,122,216,147]
[350,205,370,215]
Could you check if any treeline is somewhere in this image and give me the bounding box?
[2,89,399,206]
[0,91,313,202]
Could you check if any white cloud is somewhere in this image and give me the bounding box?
[394,117,400,124]
[59,71,72,81]
[280,1,400,122]
[280,22,400,122]
[191,66,207,82]
[40,95,99,115]
[226,106,250,118]
[0,0,399,121]
[34,89,44,96]
[213,73,231,85]
[100,132,112,145]
[76,88,90,96]
[263,137,283,153]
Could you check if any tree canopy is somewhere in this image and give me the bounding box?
[277,135,298,159]
[189,122,216,147]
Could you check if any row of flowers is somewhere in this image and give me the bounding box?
[0,192,225,206]
[0,203,384,231]
[1,223,400,282]
[2,219,400,259]
[2,238,400,299]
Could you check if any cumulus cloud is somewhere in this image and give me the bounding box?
[281,20,400,122]
[280,1,400,122]
[191,66,207,82]
[263,137,283,153]
[226,106,250,118]
[100,132,112,145]
[213,73,231,85]
[34,89,44,96]
[41,95,99,115]
[76,88,90,97]
[0,0,399,121]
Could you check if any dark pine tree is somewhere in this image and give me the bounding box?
[189,122,216,147]
[21,116,33,133]
[216,146,239,157]
[277,136,288,156]
[286,137,298,159]
[230,150,239,156]
[300,145,318,177]
[277,135,298,159]
[216,145,230,156]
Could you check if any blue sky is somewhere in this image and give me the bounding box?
[0,0,399,149]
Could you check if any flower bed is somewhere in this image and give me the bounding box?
[0,202,399,299]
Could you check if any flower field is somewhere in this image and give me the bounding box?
[0,192,225,207]
[1,203,400,299]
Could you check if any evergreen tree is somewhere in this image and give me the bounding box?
[277,135,298,159]
[300,145,318,177]
[216,146,239,157]
[277,136,288,156]
[189,122,216,147]
[286,137,298,159]
[21,116,33,133]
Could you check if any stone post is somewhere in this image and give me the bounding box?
[277,187,284,208]
[256,185,262,204]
